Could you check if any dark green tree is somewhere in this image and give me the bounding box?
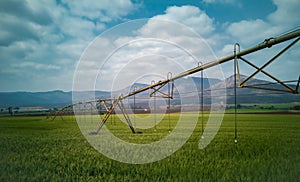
[8,106,13,116]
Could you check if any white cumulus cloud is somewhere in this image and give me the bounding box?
[226,0,300,45]
[152,5,215,37]
[0,0,138,91]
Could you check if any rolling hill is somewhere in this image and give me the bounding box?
[0,76,299,108]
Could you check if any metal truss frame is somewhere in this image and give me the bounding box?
[90,96,136,134]
[235,37,300,94]
[50,28,300,138]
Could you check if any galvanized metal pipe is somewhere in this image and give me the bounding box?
[123,29,300,99]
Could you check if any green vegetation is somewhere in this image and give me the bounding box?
[0,113,299,181]
[225,103,300,113]
[228,103,300,110]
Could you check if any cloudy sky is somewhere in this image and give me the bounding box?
[0,0,299,92]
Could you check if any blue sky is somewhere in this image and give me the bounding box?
[0,0,299,92]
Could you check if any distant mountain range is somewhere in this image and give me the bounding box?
[0,75,299,108]
[217,75,300,104]
[0,90,110,108]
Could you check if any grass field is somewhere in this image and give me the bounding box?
[0,113,299,181]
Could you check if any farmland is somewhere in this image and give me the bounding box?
[0,113,299,181]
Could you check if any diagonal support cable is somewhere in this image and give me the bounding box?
[149,82,174,99]
[239,56,297,93]
[296,75,300,93]
[91,97,121,135]
[117,99,136,134]
[239,37,300,93]
[150,83,171,98]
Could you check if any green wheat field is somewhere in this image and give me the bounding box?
[0,113,299,181]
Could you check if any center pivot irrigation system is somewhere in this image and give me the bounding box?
[50,28,300,141]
